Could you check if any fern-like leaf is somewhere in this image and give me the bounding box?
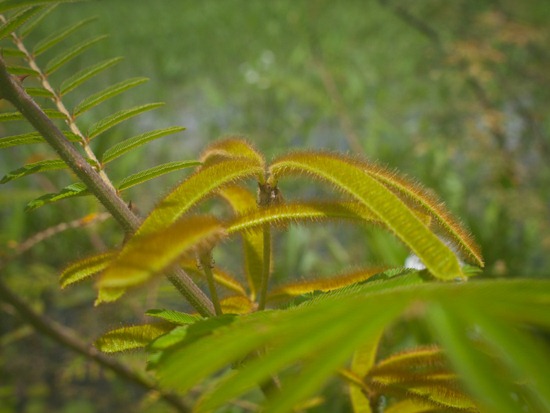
[0,109,66,121]
[33,16,95,56]
[0,6,42,40]
[1,159,67,183]
[45,34,107,74]
[0,1,81,13]
[25,182,88,211]
[72,77,149,117]
[60,56,123,95]
[0,132,44,148]
[86,102,164,140]
[100,126,186,164]
[116,160,201,191]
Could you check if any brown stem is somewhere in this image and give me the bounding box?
[0,278,190,413]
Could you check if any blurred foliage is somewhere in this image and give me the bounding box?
[1,0,549,412]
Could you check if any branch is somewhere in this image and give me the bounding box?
[0,54,214,317]
[0,277,190,413]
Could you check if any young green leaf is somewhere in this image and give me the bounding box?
[200,137,265,170]
[270,152,463,281]
[116,160,201,191]
[60,57,123,95]
[226,201,380,235]
[98,215,226,290]
[95,323,174,353]
[1,159,67,183]
[18,3,56,37]
[352,159,483,267]
[45,34,108,74]
[72,77,149,117]
[86,102,164,140]
[60,251,115,289]
[136,158,264,238]
[100,126,185,164]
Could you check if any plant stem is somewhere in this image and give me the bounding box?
[0,55,214,317]
[199,252,223,316]
[258,224,271,310]
[0,278,190,413]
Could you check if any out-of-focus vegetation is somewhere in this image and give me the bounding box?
[1,1,549,412]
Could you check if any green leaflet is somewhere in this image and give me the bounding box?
[25,87,54,98]
[101,126,186,164]
[60,57,123,95]
[0,132,44,148]
[98,215,226,289]
[146,309,202,325]
[0,6,42,40]
[0,1,82,13]
[86,102,164,140]
[137,158,264,238]
[33,17,95,56]
[60,251,115,289]
[270,152,464,281]
[116,160,201,191]
[1,159,67,183]
[0,109,66,121]
[6,65,39,76]
[72,77,149,117]
[45,34,108,74]
[25,182,89,211]
[18,3,56,37]
[95,323,175,353]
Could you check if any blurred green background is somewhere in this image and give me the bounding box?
[1,0,549,411]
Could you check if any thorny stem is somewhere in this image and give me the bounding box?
[0,277,190,413]
[0,54,214,317]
